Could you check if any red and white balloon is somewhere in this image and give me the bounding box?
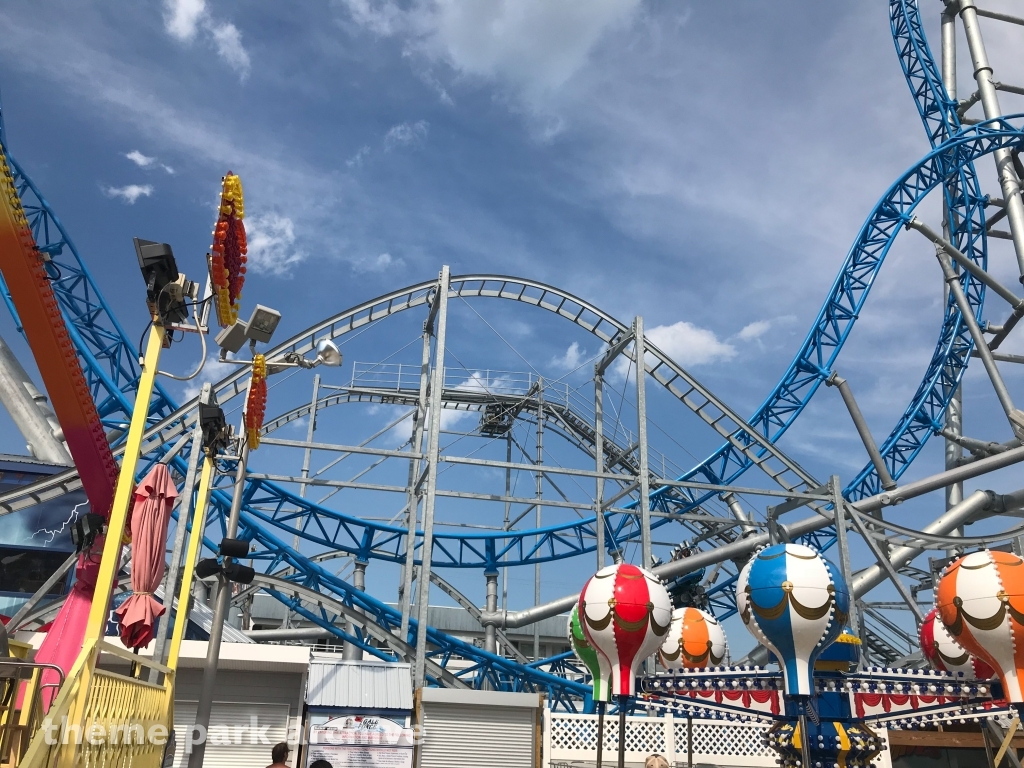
[659,606,728,671]
[578,563,672,697]
[919,607,994,679]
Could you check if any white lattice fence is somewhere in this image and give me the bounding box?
[543,711,774,767]
[543,711,894,768]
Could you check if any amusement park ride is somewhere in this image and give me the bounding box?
[4,0,1024,765]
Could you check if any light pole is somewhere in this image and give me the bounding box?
[187,308,341,768]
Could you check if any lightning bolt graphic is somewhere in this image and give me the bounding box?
[29,501,88,545]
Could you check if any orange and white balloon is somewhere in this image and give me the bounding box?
[659,607,728,670]
[936,550,1024,700]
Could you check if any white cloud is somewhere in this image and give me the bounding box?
[103,184,153,204]
[208,21,250,79]
[346,145,371,167]
[162,0,249,79]
[551,341,586,371]
[182,353,237,400]
[613,320,735,379]
[126,150,155,167]
[337,0,641,108]
[125,149,175,174]
[736,320,771,342]
[384,120,429,150]
[352,252,405,274]
[163,0,206,41]
[646,321,736,367]
[245,213,306,276]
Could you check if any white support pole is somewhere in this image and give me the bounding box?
[634,316,652,570]
[413,266,450,690]
[594,372,606,569]
[958,0,1024,278]
[400,329,432,642]
[534,377,544,661]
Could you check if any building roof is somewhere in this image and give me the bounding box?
[306,654,413,710]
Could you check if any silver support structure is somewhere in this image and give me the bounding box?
[634,316,652,568]
[594,371,606,569]
[0,331,71,465]
[934,245,1024,436]
[399,326,433,641]
[825,373,896,491]
[534,377,544,661]
[848,509,925,623]
[487,445,1024,630]
[956,0,1024,278]
[188,439,249,768]
[484,572,498,654]
[501,434,512,611]
[293,373,320,560]
[828,476,858,635]
[151,383,210,682]
[343,561,366,660]
[412,266,450,690]
[941,8,965,517]
[721,492,756,537]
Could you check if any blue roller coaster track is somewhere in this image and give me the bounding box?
[0,0,1019,708]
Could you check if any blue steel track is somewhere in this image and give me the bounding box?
[0,0,1018,707]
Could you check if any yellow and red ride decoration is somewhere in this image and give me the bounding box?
[245,353,267,449]
[209,172,247,327]
[937,549,1024,702]
[0,139,124,703]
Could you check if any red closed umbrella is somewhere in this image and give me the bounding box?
[114,465,178,649]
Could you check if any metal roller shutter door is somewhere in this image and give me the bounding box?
[419,702,535,768]
[171,701,291,768]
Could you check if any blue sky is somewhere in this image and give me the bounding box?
[3,1,1024,653]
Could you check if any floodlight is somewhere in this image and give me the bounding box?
[134,238,193,324]
[71,513,106,552]
[195,558,221,580]
[244,304,282,344]
[215,320,249,354]
[199,402,229,454]
[223,562,256,585]
[315,339,342,367]
[134,238,179,306]
[218,537,250,559]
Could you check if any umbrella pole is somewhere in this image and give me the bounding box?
[617,694,628,768]
[596,701,604,768]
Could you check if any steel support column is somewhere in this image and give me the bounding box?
[412,266,450,690]
[957,0,1024,278]
[534,377,544,661]
[188,439,249,768]
[484,571,498,655]
[400,326,432,641]
[941,6,965,517]
[634,316,652,569]
[0,330,70,464]
[594,371,606,569]
[150,383,211,682]
[343,561,366,660]
[829,476,859,636]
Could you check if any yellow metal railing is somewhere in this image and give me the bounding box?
[18,322,219,768]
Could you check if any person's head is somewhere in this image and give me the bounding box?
[271,742,290,764]
[644,755,669,768]
[309,761,333,768]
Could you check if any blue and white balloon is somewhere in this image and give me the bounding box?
[736,543,849,697]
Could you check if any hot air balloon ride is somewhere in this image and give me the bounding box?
[579,563,672,768]
[936,549,1024,703]
[736,542,849,699]
[658,606,728,671]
